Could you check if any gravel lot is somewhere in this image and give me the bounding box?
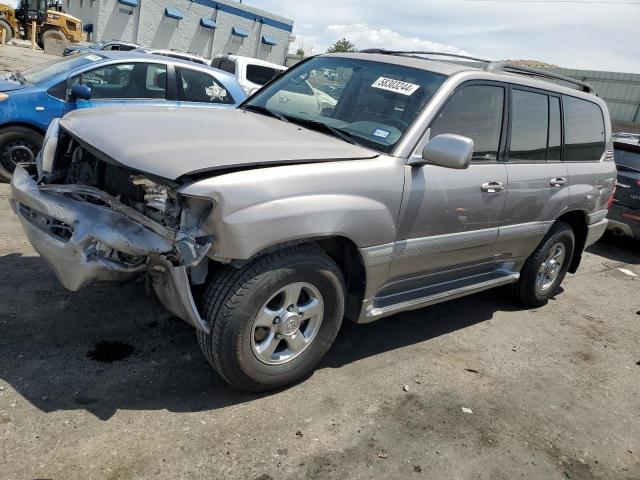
[0,43,58,76]
[1,47,639,479]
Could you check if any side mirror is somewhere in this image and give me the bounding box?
[409,134,474,169]
[70,84,92,101]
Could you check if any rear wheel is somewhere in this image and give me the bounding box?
[511,221,575,307]
[0,126,43,181]
[197,245,345,392]
[0,20,12,44]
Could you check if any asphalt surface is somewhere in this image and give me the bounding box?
[1,181,639,479]
[1,46,640,479]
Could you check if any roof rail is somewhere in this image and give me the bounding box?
[359,49,595,94]
[359,49,491,64]
[484,61,594,93]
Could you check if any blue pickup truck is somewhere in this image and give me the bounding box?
[0,51,246,180]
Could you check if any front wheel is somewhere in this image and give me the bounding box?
[197,245,345,392]
[511,221,575,307]
[0,126,44,182]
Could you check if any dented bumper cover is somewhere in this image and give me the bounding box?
[10,166,211,332]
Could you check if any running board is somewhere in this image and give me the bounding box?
[365,272,520,320]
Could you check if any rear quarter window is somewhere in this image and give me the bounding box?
[176,67,235,104]
[563,96,606,161]
[614,148,640,171]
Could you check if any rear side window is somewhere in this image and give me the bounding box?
[614,148,640,172]
[509,89,548,161]
[430,84,505,162]
[246,65,281,86]
[563,96,605,161]
[176,67,235,104]
[218,59,236,75]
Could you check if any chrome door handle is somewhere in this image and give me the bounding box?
[481,181,504,193]
[550,177,567,187]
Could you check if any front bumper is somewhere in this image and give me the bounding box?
[10,167,210,332]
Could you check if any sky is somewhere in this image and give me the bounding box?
[249,0,640,73]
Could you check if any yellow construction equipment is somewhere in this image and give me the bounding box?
[0,0,82,48]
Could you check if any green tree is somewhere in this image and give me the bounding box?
[326,38,356,53]
[296,47,305,57]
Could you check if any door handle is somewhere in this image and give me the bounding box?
[481,181,504,193]
[550,177,567,187]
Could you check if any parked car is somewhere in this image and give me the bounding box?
[210,54,287,95]
[63,39,141,56]
[133,48,209,66]
[0,51,246,180]
[607,133,640,238]
[10,51,615,391]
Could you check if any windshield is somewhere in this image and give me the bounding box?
[21,54,103,84]
[89,41,107,49]
[615,148,640,172]
[245,56,446,154]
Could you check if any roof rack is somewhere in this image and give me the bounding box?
[484,61,593,93]
[359,49,491,64]
[359,49,595,94]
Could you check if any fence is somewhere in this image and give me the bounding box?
[547,68,640,124]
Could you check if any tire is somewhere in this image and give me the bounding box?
[0,20,12,44]
[197,245,345,392]
[511,221,575,307]
[38,29,65,50]
[0,126,44,182]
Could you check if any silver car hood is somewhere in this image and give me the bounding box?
[59,107,378,181]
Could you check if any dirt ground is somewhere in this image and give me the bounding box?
[0,43,58,76]
[1,46,640,480]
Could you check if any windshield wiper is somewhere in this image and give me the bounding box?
[283,116,362,147]
[16,72,26,85]
[243,104,289,123]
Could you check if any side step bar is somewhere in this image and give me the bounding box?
[365,272,519,321]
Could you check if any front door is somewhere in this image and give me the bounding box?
[65,62,172,114]
[386,82,508,295]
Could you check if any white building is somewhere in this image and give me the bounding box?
[65,0,294,64]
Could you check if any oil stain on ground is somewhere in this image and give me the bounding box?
[87,341,135,363]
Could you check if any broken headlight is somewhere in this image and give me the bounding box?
[132,176,181,227]
[38,118,60,177]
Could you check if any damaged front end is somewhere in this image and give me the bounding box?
[10,123,215,332]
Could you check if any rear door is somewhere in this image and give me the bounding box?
[495,87,570,261]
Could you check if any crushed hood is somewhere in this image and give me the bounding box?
[59,107,378,181]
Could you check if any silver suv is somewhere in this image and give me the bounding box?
[10,51,616,391]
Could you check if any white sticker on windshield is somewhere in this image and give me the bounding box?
[373,128,390,139]
[371,77,420,96]
[85,54,102,61]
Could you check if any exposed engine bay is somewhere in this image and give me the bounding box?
[10,125,216,333]
[53,131,182,228]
